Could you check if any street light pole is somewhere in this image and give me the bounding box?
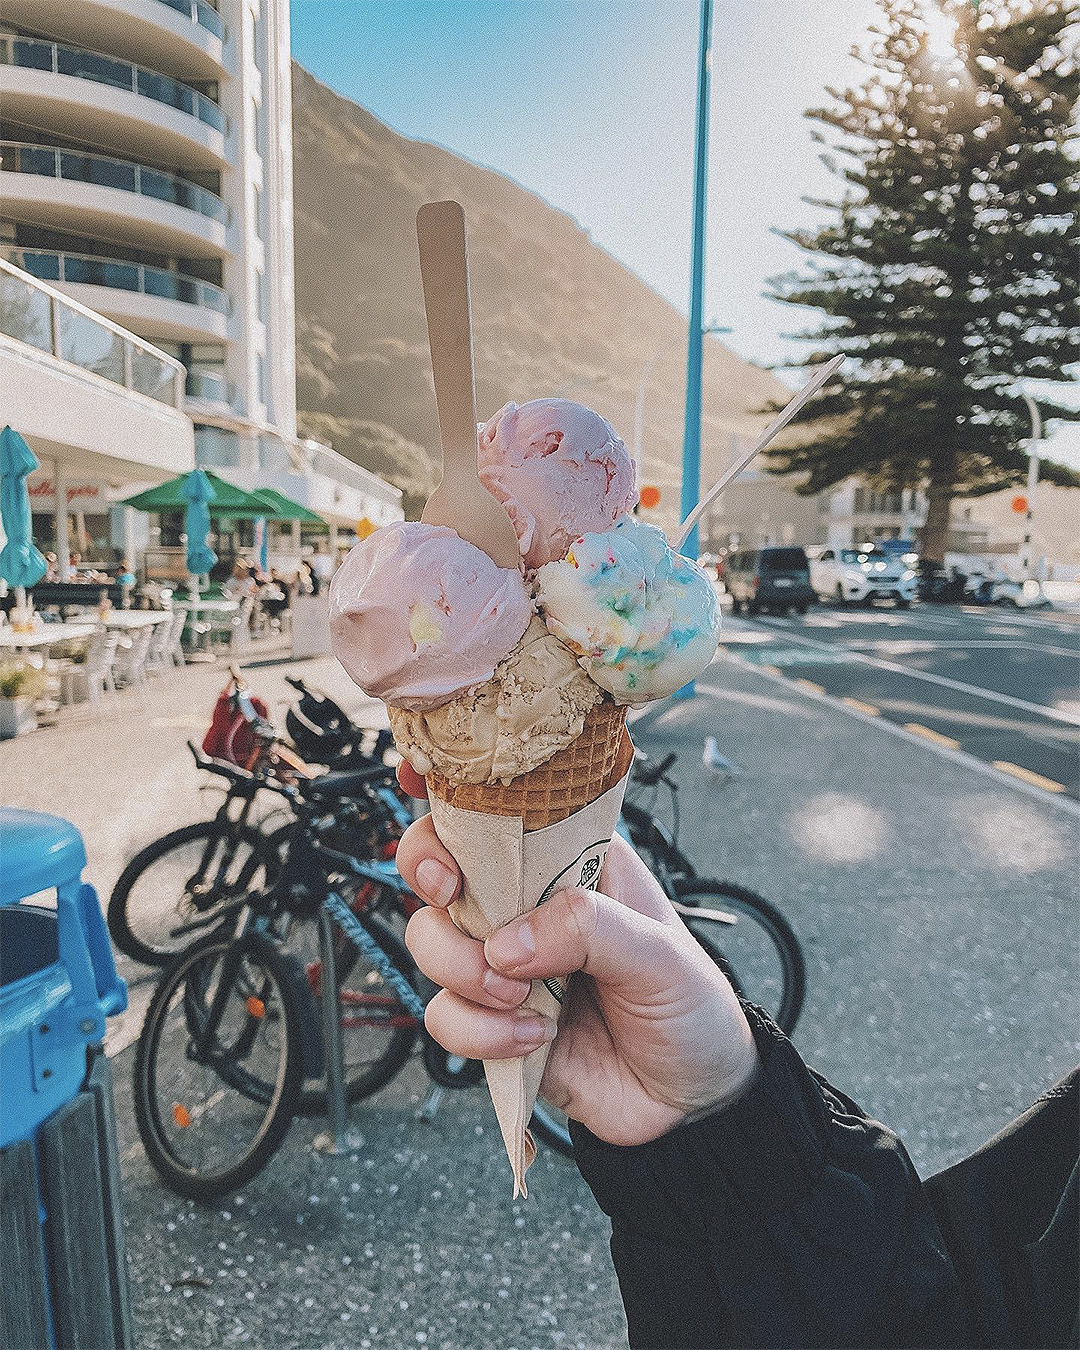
[1019,391,1043,582]
[632,323,731,471]
[680,0,714,565]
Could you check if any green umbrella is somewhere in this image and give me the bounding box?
[120,471,286,521]
[249,488,326,526]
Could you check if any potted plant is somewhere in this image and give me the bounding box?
[0,661,41,738]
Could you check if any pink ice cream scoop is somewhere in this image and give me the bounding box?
[328,521,532,710]
[478,399,638,570]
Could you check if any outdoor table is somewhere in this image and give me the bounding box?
[100,611,171,631]
[173,599,240,614]
[0,623,97,651]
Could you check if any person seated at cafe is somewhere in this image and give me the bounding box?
[44,552,60,581]
[223,558,258,603]
[115,559,136,588]
[259,568,291,625]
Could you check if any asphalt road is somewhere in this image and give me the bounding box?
[718,600,1080,799]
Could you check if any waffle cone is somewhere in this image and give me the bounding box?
[424,699,629,830]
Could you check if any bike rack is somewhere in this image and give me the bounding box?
[317,907,349,1151]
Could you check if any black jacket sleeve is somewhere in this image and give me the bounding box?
[572,1005,970,1349]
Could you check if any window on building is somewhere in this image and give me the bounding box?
[853,486,866,514]
[253,186,263,240]
[256,353,266,406]
[255,269,266,321]
[252,98,263,159]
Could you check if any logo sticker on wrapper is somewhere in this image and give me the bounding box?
[537,840,610,1005]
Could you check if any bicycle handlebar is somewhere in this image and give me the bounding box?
[633,751,677,787]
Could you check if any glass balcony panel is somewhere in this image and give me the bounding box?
[195,2,226,40]
[21,146,58,176]
[19,252,61,282]
[57,47,132,92]
[140,166,179,205]
[61,151,137,192]
[156,0,190,14]
[201,284,229,315]
[0,270,53,352]
[142,268,179,301]
[131,345,176,404]
[185,368,230,403]
[10,38,53,72]
[259,437,293,472]
[57,306,125,386]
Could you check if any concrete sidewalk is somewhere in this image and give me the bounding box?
[3,648,1077,1348]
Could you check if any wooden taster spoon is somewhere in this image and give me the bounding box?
[416,200,521,570]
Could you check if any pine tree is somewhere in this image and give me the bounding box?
[766,0,1080,561]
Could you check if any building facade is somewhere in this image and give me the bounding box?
[0,0,399,557]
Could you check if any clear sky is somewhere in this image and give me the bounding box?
[290,0,1079,464]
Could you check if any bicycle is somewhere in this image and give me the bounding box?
[621,747,805,1035]
[108,669,407,966]
[133,761,570,1200]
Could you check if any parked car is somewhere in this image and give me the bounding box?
[726,547,814,615]
[809,546,917,607]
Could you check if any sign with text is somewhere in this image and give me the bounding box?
[27,476,107,513]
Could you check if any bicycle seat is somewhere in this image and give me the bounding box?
[300,765,394,799]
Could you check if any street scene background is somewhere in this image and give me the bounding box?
[1,0,1078,1346]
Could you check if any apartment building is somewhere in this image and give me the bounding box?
[0,0,399,562]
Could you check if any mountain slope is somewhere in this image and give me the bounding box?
[291,62,788,528]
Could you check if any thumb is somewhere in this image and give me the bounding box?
[484,886,692,999]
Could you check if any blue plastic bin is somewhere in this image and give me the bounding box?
[0,808,126,1146]
[1,809,132,1348]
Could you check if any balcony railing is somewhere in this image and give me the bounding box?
[155,0,225,42]
[0,256,185,406]
[185,368,233,404]
[0,33,227,135]
[4,248,231,317]
[0,142,230,225]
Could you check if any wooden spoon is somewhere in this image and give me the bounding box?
[417,200,521,569]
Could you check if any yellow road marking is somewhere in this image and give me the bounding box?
[842,697,880,716]
[794,678,826,696]
[760,664,782,677]
[991,761,1067,793]
[903,722,960,749]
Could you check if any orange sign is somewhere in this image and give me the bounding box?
[1010,495,1028,515]
[639,484,661,510]
[355,517,377,539]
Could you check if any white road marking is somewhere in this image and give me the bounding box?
[733,618,1080,727]
[843,638,1080,660]
[725,654,1080,818]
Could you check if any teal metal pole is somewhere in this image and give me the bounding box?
[675,0,713,701]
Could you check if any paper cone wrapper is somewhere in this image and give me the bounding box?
[423,704,633,1196]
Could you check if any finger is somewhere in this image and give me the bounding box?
[425,989,556,1060]
[396,760,429,800]
[395,814,461,907]
[405,906,530,1009]
[484,885,692,997]
[599,833,679,926]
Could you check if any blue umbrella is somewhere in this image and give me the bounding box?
[0,427,47,590]
[255,516,269,574]
[180,469,218,577]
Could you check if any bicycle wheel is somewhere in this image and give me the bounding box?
[109,822,277,967]
[249,906,421,1115]
[530,1101,573,1157]
[674,878,805,1035]
[133,931,303,1200]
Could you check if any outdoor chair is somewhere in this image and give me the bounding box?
[146,617,180,677]
[58,632,120,711]
[113,627,154,693]
[164,609,188,667]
